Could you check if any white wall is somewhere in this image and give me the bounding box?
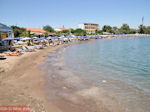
[78,23,85,29]
[54,28,62,32]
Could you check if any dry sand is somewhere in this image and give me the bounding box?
[0,45,65,112]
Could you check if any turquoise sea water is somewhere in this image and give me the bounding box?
[62,37,150,112]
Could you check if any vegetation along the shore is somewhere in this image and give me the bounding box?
[11,24,150,37]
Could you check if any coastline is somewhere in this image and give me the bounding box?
[0,36,149,112]
[0,40,111,112]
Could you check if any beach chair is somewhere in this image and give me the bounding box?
[20,47,25,52]
[0,55,6,60]
[7,51,22,56]
[34,45,37,49]
[38,46,43,49]
[25,46,34,52]
[20,46,31,52]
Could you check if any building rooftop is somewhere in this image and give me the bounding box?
[26,28,46,33]
[55,27,70,31]
[80,23,99,25]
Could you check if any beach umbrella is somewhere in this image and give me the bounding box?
[33,37,38,39]
[59,36,64,39]
[51,36,58,39]
[66,36,72,38]
[47,36,52,39]
[2,37,14,41]
[63,36,68,39]
[14,37,22,40]
[73,36,77,38]
[66,36,69,38]
[40,37,46,40]
[33,38,41,41]
[21,37,31,41]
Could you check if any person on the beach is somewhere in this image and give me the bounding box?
[48,39,53,46]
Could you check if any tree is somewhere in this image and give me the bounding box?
[43,25,54,32]
[19,31,32,37]
[11,26,26,37]
[119,24,130,34]
[102,25,112,33]
[73,28,86,36]
[55,31,62,36]
[61,30,70,36]
[112,26,119,34]
[130,29,137,34]
[61,30,70,34]
[95,30,103,35]
[44,32,48,37]
[70,28,75,33]
[145,26,150,34]
[138,25,146,34]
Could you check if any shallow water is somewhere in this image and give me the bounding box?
[43,37,150,112]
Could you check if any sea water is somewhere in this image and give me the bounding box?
[44,37,150,112]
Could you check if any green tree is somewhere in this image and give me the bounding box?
[43,25,54,32]
[70,28,75,33]
[55,31,62,36]
[11,26,26,37]
[74,28,86,36]
[44,32,48,37]
[19,31,32,37]
[119,24,130,34]
[102,25,112,33]
[95,30,103,35]
[130,29,137,34]
[138,25,146,34]
[145,26,150,34]
[112,26,119,34]
[61,30,70,36]
[61,30,70,34]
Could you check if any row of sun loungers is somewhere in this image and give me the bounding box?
[0,45,45,59]
[0,39,73,59]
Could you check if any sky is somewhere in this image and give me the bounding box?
[0,0,150,29]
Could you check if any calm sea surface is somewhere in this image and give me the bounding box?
[62,37,150,112]
[44,37,150,112]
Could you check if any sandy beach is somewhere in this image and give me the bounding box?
[1,36,149,112]
[0,45,65,112]
[0,40,115,112]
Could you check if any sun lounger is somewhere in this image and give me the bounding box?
[20,47,32,52]
[0,55,6,60]
[25,46,35,52]
[34,45,37,49]
[7,51,22,56]
[20,47,25,52]
[38,46,43,49]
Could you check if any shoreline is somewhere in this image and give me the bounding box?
[0,39,111,112]
[0,36,150,112]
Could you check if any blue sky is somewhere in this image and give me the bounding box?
[0,0,150,29]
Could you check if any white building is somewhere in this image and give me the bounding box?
[54,27,70,32]
[78,23,99,34]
